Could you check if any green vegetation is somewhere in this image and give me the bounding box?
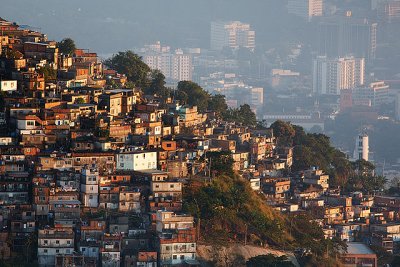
[57,38,76,55]
[223,104,257,127]
[204,151,234,176]
[75,97,85,104]
[270,120,296,146]
[183,174,345,265]
[183,122,369,265]
[37,65,57,81]
[329,114,400,164]
[104,52,260,126]
[270,120,385,191]
[184,174,289,246]
[370,245,393,267]
[176,81,210,112]
[208,94,228,117]
[146,69,171,99]
[344,160,386,193]
[270,120,349,179]
[246,254,295,267]
[104,51,151,89]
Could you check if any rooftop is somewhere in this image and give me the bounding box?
[346,242,375,255]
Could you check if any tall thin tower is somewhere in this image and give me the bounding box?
[353,133,369,161]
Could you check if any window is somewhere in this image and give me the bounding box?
[44,249,48,253]
[44,240,48,245]
[56,249,59,253]
[172,255,177,259]
[180,255,185,260]
[56,240,60,244]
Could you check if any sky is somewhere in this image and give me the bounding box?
[1,0,288,56]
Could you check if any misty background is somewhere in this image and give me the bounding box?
[1,0,300,56]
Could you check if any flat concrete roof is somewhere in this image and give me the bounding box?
[346,242,375,255]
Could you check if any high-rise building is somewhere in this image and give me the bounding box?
[377,0,400,23]
[210,21,255,51]
[171,49,192,82]
[287,0,323,20]
[142,42,193,82]
[353,133,369,161]
[317,14,377,60]
[313,56,365,95]
[352,81,390,107]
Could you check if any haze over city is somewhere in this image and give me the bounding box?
[1,0,400,266]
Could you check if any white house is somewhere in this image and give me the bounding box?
[116,151,157,171]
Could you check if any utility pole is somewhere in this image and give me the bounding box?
[244,223,248,246]
[197,217,201,241]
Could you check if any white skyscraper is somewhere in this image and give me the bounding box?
[313,56,365,95]
[288,0,323,20]
[172,49,192,82]
[142,42,193,82]
[353,133,369,161]
[210,21,255,51]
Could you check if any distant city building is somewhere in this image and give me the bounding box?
[210,21,255,51]
[313,56,365,95]
[287,0,323,20]
[317,14,377,60]
[353,133,369,161]
[377,0,400,23]
[352,81,390,107]
[142,42,193,82]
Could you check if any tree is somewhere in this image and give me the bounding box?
[57,38,76,55]
[104,51,151,89]
[37,65,57,80]
[175,90,188,105]
[343,160,387,193]
[146,70,171,99]
[75,98,85,104]
[370,245,393,267]
[246,254,295,267]
[208,94,228,116]
[146,70,166,95]
[205,151,235,176]
[352,159,375,176]
[222,104,257,127]
[177,81,210,111]
[270,120,295,146]
[239,104,257,127]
